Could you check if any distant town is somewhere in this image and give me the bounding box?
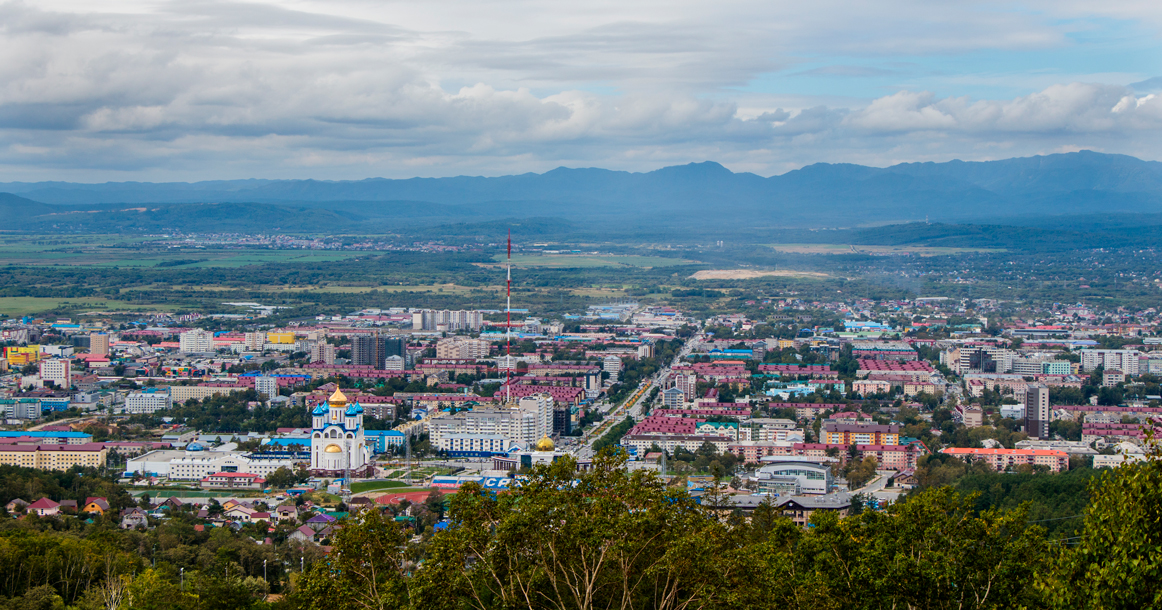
[4,290,1159,532]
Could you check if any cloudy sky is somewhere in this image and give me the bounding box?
[2,0,1161,181]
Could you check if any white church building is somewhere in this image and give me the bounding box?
[309,388,373,477]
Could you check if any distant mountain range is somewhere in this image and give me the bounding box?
[3,150,1162,234]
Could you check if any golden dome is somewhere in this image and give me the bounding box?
[328,388,348,406]
[324,444,343,453]
[534,435,555,452]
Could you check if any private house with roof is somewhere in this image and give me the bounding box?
[27,498,60,516]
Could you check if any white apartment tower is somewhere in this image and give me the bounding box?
[179,330,215,353]
[39,359,71,389]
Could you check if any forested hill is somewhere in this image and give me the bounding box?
[2,151,1162,230]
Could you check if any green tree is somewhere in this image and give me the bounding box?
[293,510,410,610]
[412,451,737,610]
[1039,444,1162,608]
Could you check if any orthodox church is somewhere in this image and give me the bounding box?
[309,388,373,477]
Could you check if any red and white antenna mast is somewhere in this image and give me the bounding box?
[505,229,512,403]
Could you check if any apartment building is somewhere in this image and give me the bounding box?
[435,337,491,360]
[179,330,215,353]
[941,447,1069,472]
[822,422,900,446]
[125,392,172,414]
[428,394,554,455]
[38,359,71,389]
[0,443,108,471]
[1080,349,1140,375]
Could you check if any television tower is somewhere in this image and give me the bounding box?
[506,229,512,403]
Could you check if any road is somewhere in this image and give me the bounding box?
[572,333,704,458]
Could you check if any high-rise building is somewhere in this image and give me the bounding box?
[39,359,71,389]
[255,376,278,400]
[89,333,110,356]
[179,330,215,353]
[428,394,555,455]
[436,337,491,359]
[352,333,407,368]
[311,341,336,364]
[957,347,1014,374]
[1080,349,1140,375]
[1024,384,1050,440]
[675,372,698,403]
[412,309,485,331]
[603,356,622,384]
[243,332,266,351]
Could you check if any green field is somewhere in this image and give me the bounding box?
[0,297,181,316]
[0,235,365,267]
[493,254,698,268]
[131,489,263,499]
[766,243,1004,256]
[350,480,412,493]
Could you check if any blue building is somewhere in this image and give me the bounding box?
[364,430,407,453]
[0,431,92,444]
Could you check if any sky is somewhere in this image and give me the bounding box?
[1,0,1161,181]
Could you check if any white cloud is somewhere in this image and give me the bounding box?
[0,0,1158,180]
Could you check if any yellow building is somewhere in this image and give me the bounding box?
[265,332,295,344]
[0,444,108,471]
[4,346,41,365]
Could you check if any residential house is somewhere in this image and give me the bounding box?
[304,513,336,532]
[289,524,316,543]
[120,508,149,529]
[275,504,299,522]
[5,498,28,513]
[82,497,110,516]
[223,505,257,522]
[775,493,851,527]
[27,498,60,517]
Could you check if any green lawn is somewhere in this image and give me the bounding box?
[0,297,180,316]
[350,480,412,493]
[496,254,698,268]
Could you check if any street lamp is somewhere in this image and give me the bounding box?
[180,568,184,590]
[264,559,267,582]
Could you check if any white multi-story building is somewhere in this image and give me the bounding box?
[179,330,215,353]
[38,359,71,389]
[412,309,485,331]
[255,376,278,400]
[127,449,299,479]
[428,394,554,455]
[384,355,405,371]
[1080,349,1140,375]
[125,392,172,414]
[603,356,622,384]
[436,337,491,360]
